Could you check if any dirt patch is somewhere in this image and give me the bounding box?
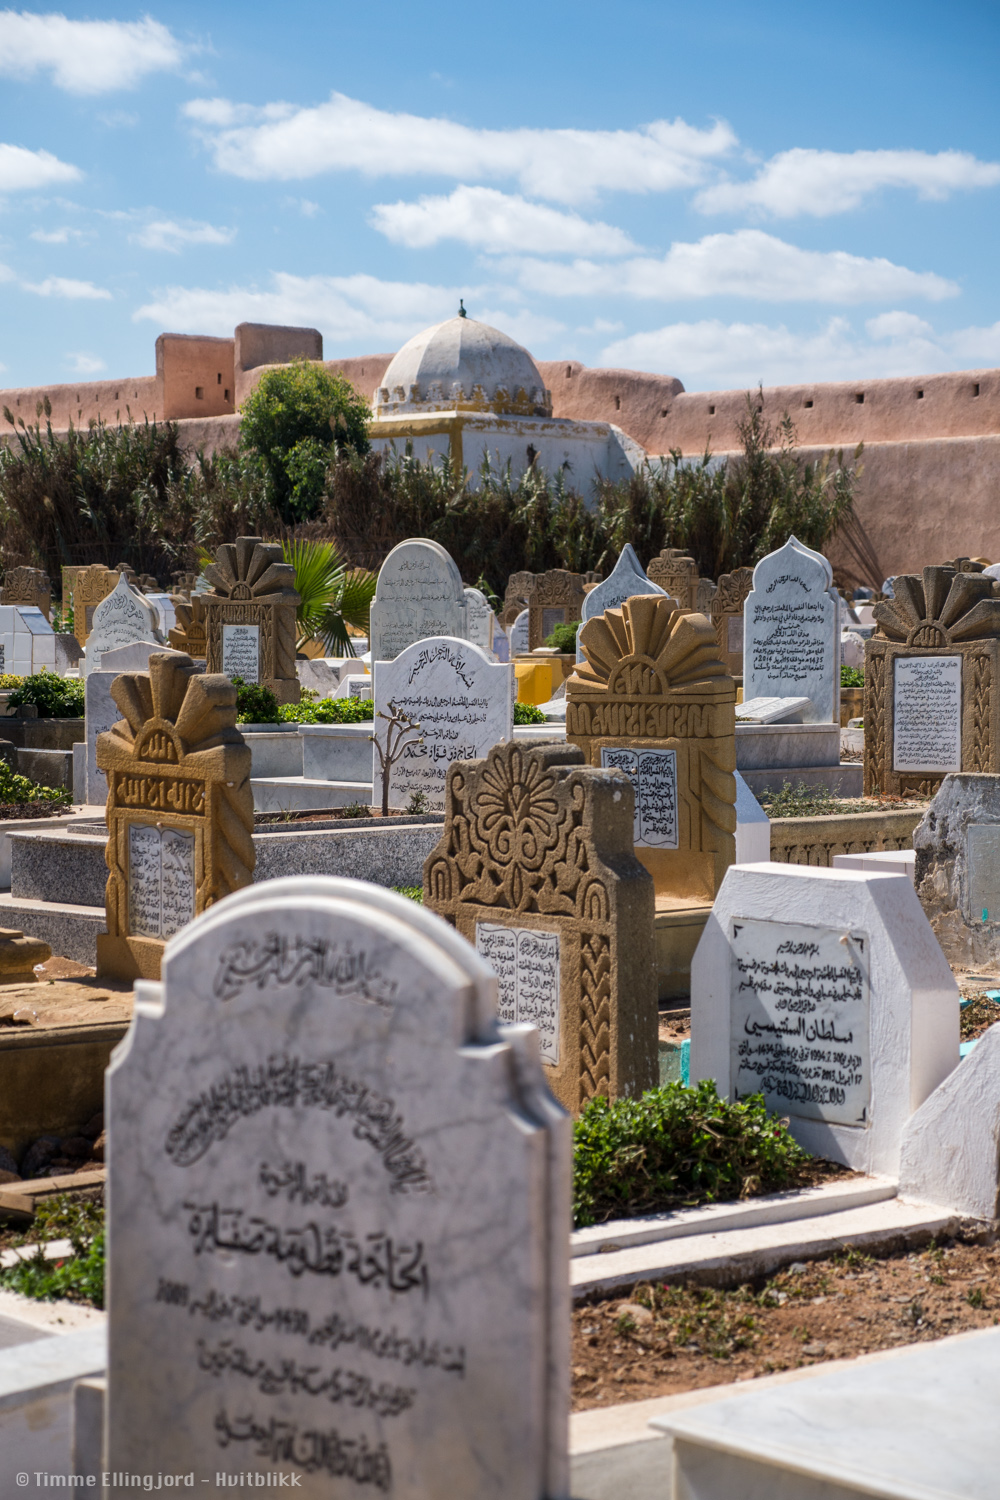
[0,801,70,821]
[658,1009,690,1044]
[571,1233,997,1410]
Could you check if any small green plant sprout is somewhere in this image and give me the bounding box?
[342,801,369,818]
[406,790,429,814]
[370,701,423,817]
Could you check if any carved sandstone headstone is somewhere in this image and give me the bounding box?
[99,878,570,1498]
[95,652,255,981]
[369,538,467,662]
[71,564,119,647]
[711,566,754,678]
[566,594,737,906]
[424,741,656,1113]
[167,594,208,659]
[647,548,699,608]
[743,536,840,723]
[1,566,51,620]
[865,567,1000,798]
[525,569,588,651]
[202,537,300,704]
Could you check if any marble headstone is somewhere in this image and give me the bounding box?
[576,545,667,662]
[691,862,958,1175]
[99,877,570,1498]
[492,622,511,663]
[84,572,162,675]
[145,593,178,639]
[372,636,513,810]
[463,587,495,653]
[743,536,840,723]
[508,608,530,656]
[369,539,467,662]
[892,657,962,774]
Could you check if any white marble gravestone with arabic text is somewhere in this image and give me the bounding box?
[691,862,958,1175]
[743,537,840,723]
[576,545,666,662]
[369,539,467,662]
[99,877,570,1500]
[599,746,678,848]
[893,656,962,773]
[373,636,513,810]
[464,587,495,653]
[508,609,530,657]
[83,572,162,675]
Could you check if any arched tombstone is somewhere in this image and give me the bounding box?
[508,608,530,656]
[464,585,495,653]
[575,544,667,662]
[96,877,570,1499]
[743,536,840,724]
[369,538,467,661]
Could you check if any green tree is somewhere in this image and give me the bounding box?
[239,360,370,523]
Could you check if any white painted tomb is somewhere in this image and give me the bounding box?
[833,849,916,882]
[92,877,570,1498]
[691,863,958,1175]
[0,603,78,677]
[576,544,666,662]
[743,536,840,723]
[734,772,770,864]
[369,538,467,662]
[83,573,162,675]
[372,635,513,810]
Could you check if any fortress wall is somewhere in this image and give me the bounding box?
[157,334,235,420]
[0,374,159,431]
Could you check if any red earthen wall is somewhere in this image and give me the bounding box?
[157,334,235,420]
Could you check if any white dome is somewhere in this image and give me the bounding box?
[373,314,551,418]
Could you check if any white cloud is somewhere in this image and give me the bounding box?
[506,229,957,304]
[370,185,636,255]
[29,224,83,243]
[131,219,236,252]
[23,275,110,299]
[601,312,1000,389]
[0,11,187,94]
[695,147,1000,218]
[0,141,80,191]
[134,271,473,343]
[183,92,736,204]
[65,351,105,374]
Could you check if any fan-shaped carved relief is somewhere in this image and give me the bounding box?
[202,536,300,703]
[873,567,1000,648]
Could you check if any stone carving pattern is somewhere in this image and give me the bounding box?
[711,568,754,617]
[972,653,992,773]
[201,536,299,697]
[579,932,611,1104]
[96,654,254,951]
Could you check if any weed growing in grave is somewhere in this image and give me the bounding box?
[7,670,84,718]
[624,1282,761,1360]
[841,665,865,687]
[513,701,547,725]
[393,886,424,903]
[571,1080,809,1228]
[406,790,430,814]
[0,1193,105,1308]
[232,677,281,724]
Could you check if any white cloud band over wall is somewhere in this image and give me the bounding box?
[370,185,636,255]
[505,229,958,303]
[183,93,737,204]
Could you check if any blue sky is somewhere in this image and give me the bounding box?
[1,0,998,392]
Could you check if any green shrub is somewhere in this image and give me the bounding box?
[7,671,84,718]
[393,885,424,902]
[239,359,370,523]
[279,695,373,723]
[0,758,72,806]
[0,674,24,690]
[572,1080,809,1228]
[544,620,580,652]
[513,701,547,725]
[233,677,281,724]
[841,665,864,687]
[0,1193,105,1307]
